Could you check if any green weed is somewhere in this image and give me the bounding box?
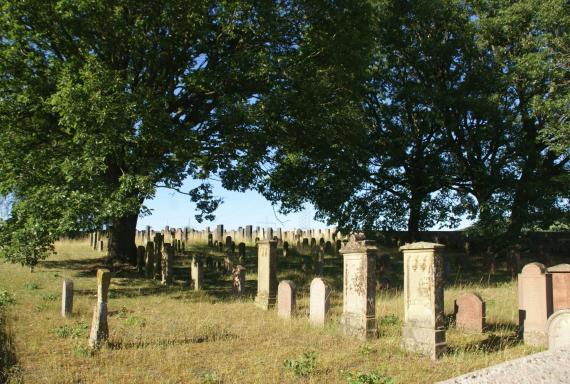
[284,351,317,377]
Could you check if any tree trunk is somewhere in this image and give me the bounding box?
[108,212,138,265]
[407,192,422,242]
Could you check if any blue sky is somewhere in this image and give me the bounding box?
[138,178,326,231]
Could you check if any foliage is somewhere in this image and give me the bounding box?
[51,322,89,339]
[0,290,15,308]
[346,370,394,384]
[283,351,318,377]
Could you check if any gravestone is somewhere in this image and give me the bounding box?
[61,279,73,318]
[208,233,213,247]
[92,231,98,250]
[232,265,246,296]
[191,256,203,291]
[161,243,174,285]
[88,269,111,349]
[153,233,164,280]
[400,242,446,360]
[340,234,378,340]
[310,278,330,326]
[277,280,296,319]
[454,292,486,333]
[238,242,246,261]
[216,224,224,243]
[518,262,550,346]
[283,241,289,257]
[136,246,145,275]
[255,239,277,310]
[545,309,570,351]
[315,246,325,276]
[302,238,309,250]
[145,241,155,278]
[226,236,233,250]
[547,264,570,312]
[245,225,253,242]
[98,240,104,252]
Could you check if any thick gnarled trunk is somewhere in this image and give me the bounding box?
[107,213,138,265]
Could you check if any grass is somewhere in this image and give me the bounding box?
[0,239,550,383]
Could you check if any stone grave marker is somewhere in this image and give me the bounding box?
[136,246,145,274]
[310,278,330,326]
[546,309,570,351]
[518,262,550,346]
[454,292,486,333]
[61,279,73,318]
[255,239,277,310]
[547,264,570,312]
[232,265,246,296]
[191,256,203,291]
[340,234,378,340]
[400,241,446,359]
[88,269,111,349]
[277,280,296,319]
[145,241,155,278]
[161,243,174,285]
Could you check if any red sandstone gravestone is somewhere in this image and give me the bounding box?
[454,292,486,333]
[547,264,570,312]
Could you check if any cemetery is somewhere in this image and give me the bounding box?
[0,226,568,383]
[0,0,568,383]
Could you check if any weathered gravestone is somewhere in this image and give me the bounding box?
[161,243,174,285]
[315,246,325,276]
[277,280,296,319]
[340,234,378,340]
[454,292,486,333]
[238,242,246,262]
[153,233,164,280]
[61,279,73,318]
[310,278,330,326]
[145,241,155,278]
[546,309,570,351]
[400,242,446,360]
[191,256,203,291]
[232,265,246,296]
[136,246,145,275]
[88,269,111,349]
[518,262,550,346]
[255,239,277,310]
[547,264,570,312]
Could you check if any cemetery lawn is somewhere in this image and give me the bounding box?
[0,241,542,383]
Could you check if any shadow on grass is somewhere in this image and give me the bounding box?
[447,322,521,355]
[0,311,18,384]
[40,257,107,277]
[107,330,237,351]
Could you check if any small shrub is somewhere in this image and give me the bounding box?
[200,372,223,384]
[284,351,317,377]
[52,322,89,339]
[125,315,146,328]
[34,303,48,312]
[41,293,57,301]
[115,306,129,319]
[24,282,39,290]
[358,345,377,356]
[0,290,15,307]
[346,370,394,384]
[379,314,400,326]
[73,342,94,358]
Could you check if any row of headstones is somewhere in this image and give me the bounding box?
[276,278,330,326]
[253,237,570,360]
[518,262,570,350]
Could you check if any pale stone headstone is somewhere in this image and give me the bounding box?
[400,242,446,360]
[216,224,224,242]
[61,279,73,318]
[145,241,155,278]
[92,231,98,250]
[547,264,570,312]
[88,269,111,349]
[315,246,325,276]
[340,234,378,340]
[232,265,246,296]
[161,243,174,285]
[136,246,145,274]
[245,225,253,242]
[518,262,550,346]
[277,280,296,319]
[255,240,277,310]
[153,233,163,280]
[191,256,203,291]
[545,309,570,351]
[310,278,330,326]
[454,292,486,333]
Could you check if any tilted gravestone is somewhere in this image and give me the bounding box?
[546,309,570,351]
[339,234,378,341]
[454,292,486,333]
[255,240,277,310]
[88,269,111,349]
[310,278,330,326]
[61,279,73,318]
[277,280,296,319]
[400,242,446,360]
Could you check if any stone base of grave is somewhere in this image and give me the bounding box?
[255,292,276,310]
[341,312,378,341]
[88,301,108,349]
[401,326,446,360]
[524,329,547,347]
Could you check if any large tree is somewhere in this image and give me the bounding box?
[0,0,374,265]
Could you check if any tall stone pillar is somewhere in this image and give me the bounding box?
[191,256,203,291]
[339,234,378,340]
[61,279,73,318]
[145,241,155,278]
[400,242,446,360]
[89,269,111,349]
[255,239,277,310]
[161,243,174,285]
